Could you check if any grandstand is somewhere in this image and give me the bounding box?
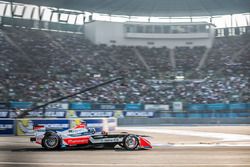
[0,25,249,105]
[0,0,249,119]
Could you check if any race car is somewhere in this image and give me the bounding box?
[30,121,152,150]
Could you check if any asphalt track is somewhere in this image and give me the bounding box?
[0,126,250,167]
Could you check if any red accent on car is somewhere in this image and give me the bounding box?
[33,125,45,130]
[36,141,41,144]
[74,123,87,129]
[63,136,90,145]
[139,137,152,149]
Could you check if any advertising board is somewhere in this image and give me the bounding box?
[125,104,143,110]
[0,119,14,135]
[145,104,169,111]
[123,111,155,117]
[16,119,69,135]
[76,110,114,117]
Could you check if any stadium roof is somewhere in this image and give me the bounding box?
[5,0,250,17]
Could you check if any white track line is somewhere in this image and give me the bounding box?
[118,127,250,141]
[0,162,250,166]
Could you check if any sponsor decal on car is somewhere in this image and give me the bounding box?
[64,136,90,145]
[90,137,123,143]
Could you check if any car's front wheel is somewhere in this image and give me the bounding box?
[123,135,139,150]
[42,132,61,150]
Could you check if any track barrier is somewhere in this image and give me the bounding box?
[0,118,117,135]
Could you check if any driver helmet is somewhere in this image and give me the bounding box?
[80,120,87,128]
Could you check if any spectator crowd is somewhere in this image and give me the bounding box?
[0,26,249,104]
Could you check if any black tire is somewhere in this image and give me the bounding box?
[123,135,139,150]
[42,132,61,150]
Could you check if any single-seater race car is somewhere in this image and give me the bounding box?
[30,121,152,150]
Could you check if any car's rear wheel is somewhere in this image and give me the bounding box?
[123,135,139,150]
[42,132,61,150]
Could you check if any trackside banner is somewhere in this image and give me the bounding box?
[16,119,70,135]
[228,103,247,110]
[145,104,169,111]
[173,102,183,112]
[125,104,144,110]
[44,109,67,118]
[0,118,117,135]
[206,103,227,110]
[69,103,91,110]
[75,110,114,117]
[0,109,9,118]
[0,102,8,109]
[92,104,124,110]
[46,103,68,109]
[26,109,67,118]
[188,104,206,111]
[0,119,15,135]
[10,101,33,109]
[188,103,249,111]
[123,111,155,117]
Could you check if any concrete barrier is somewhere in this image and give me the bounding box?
[118,118,250,126]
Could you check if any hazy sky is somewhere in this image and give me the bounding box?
[0,1,249,28]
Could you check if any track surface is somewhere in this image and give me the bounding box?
[0,126,250,167]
